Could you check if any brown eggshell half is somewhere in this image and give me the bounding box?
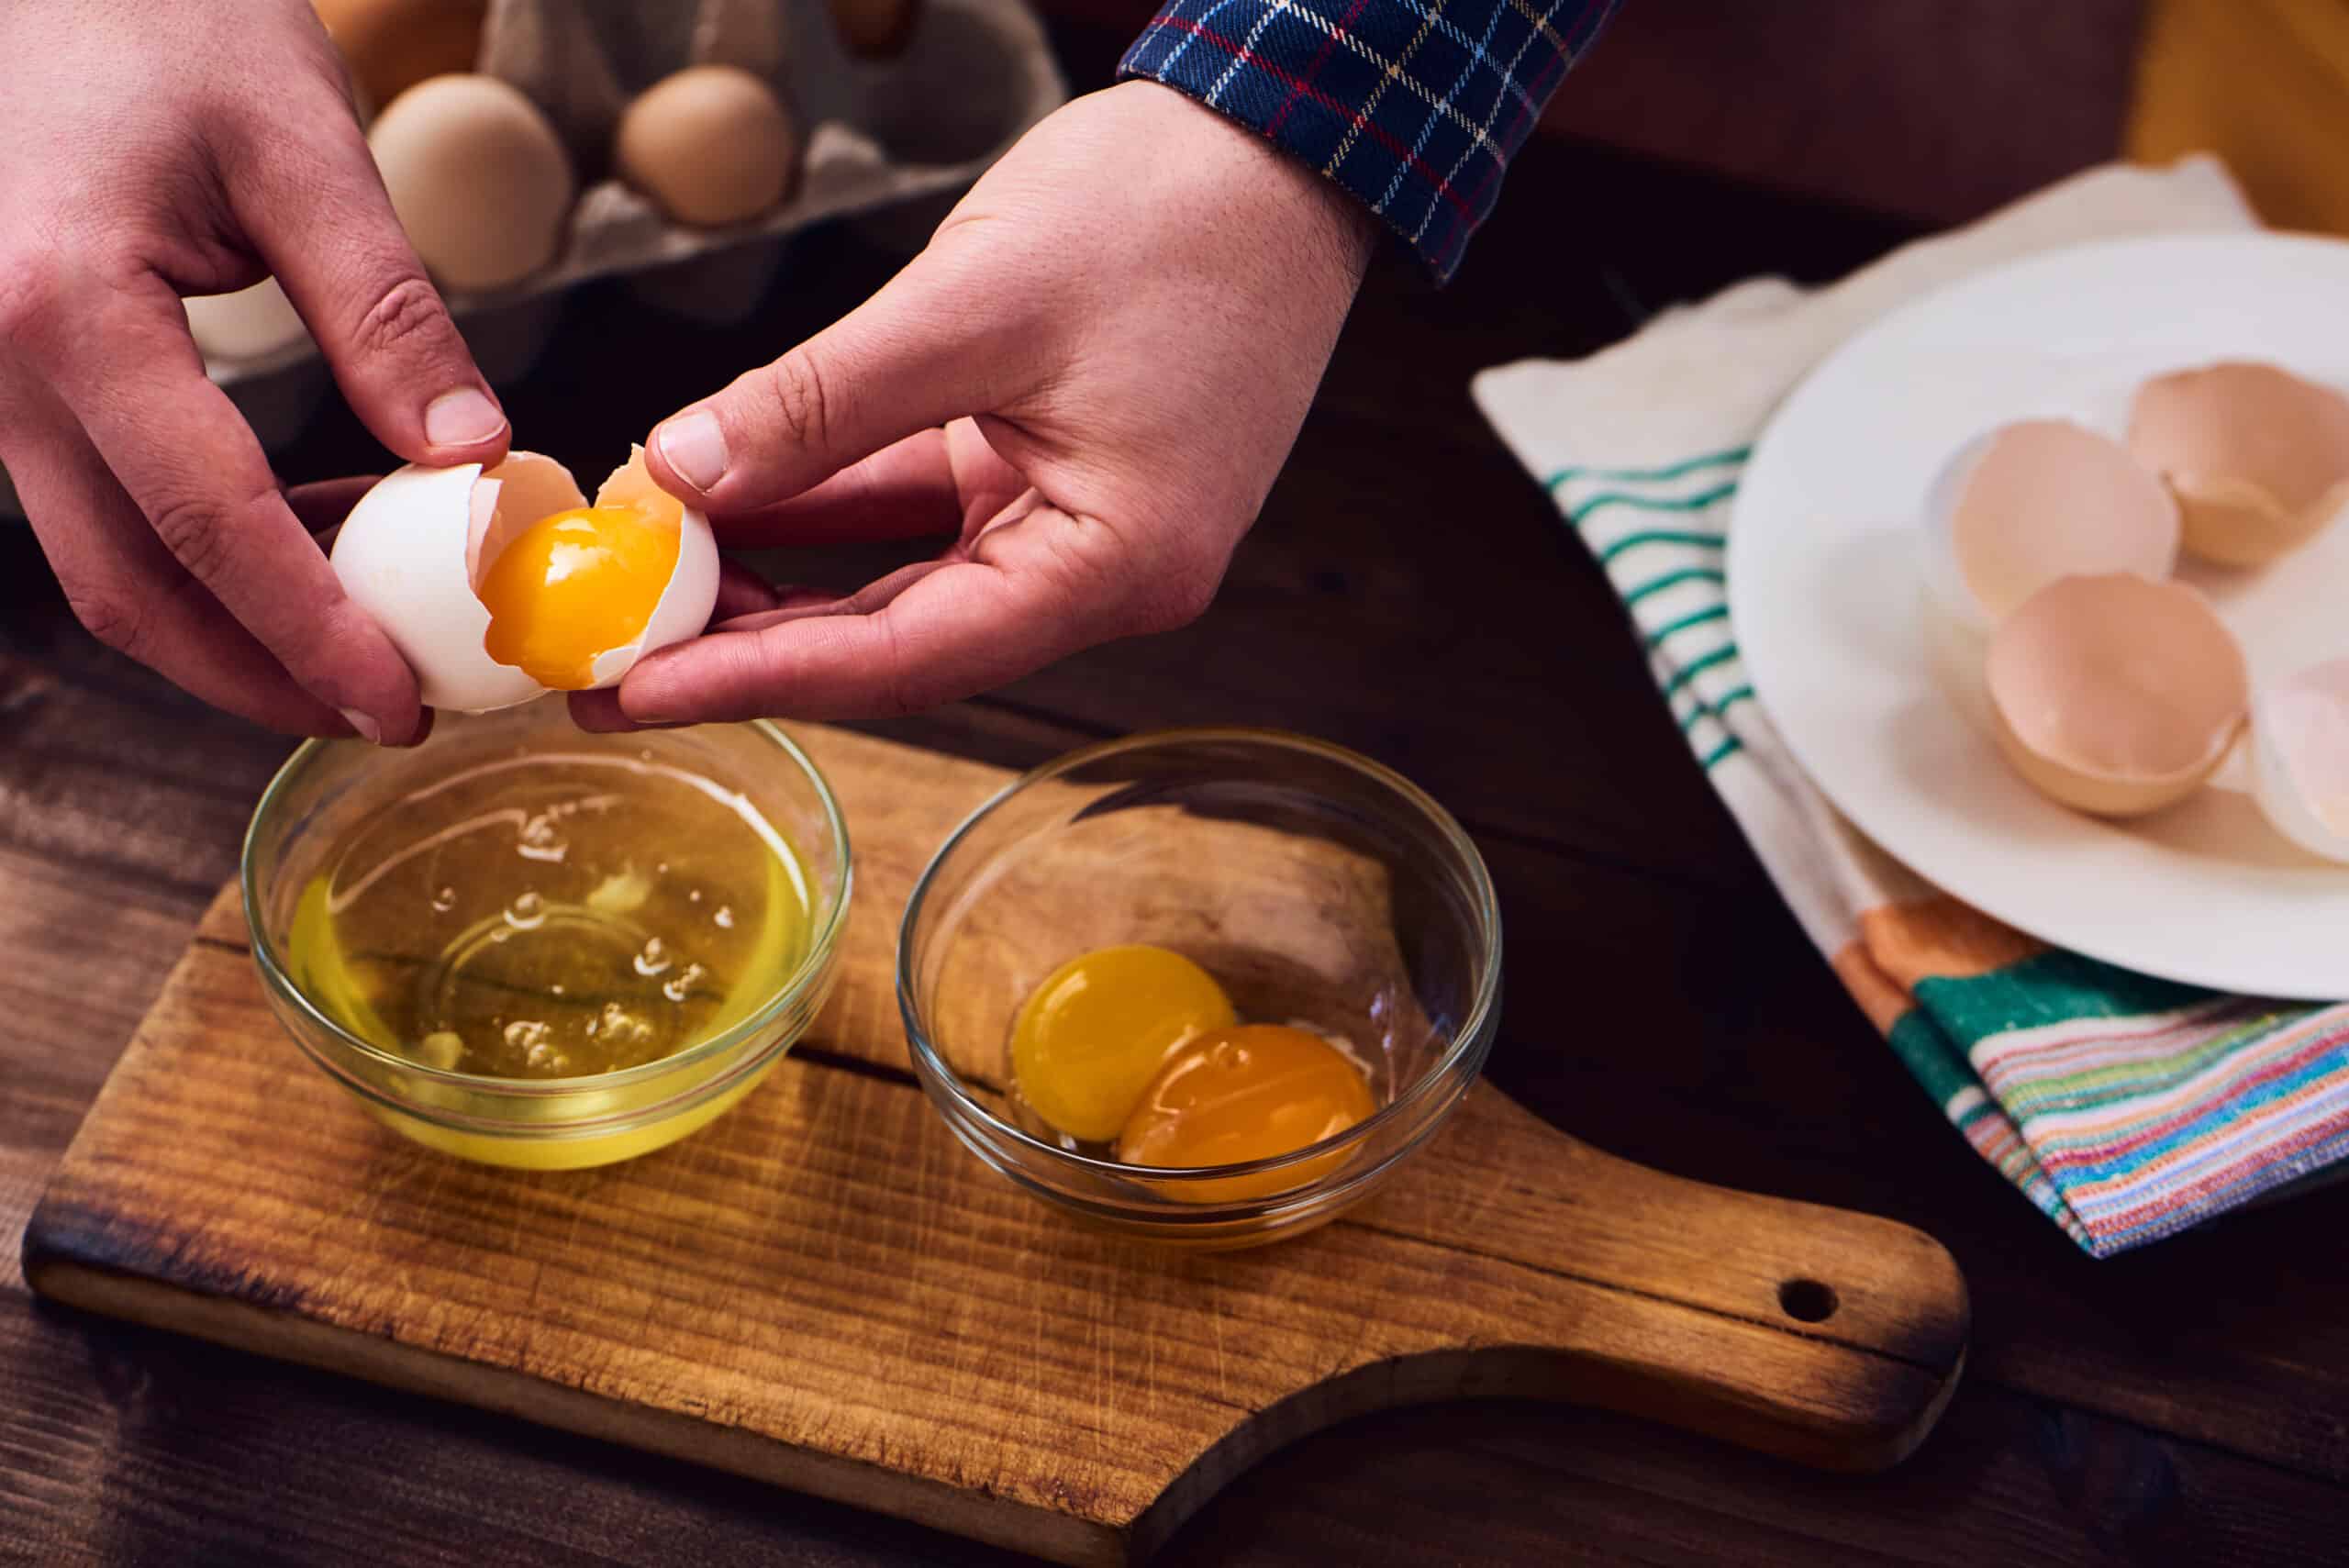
[1986,573,2249,818]
[2127,361,2349,566]
[1926,418,2179,632]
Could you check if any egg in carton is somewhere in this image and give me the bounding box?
[166,0,1063,464]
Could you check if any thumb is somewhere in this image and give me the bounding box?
[645,250,1027,514]
[226,88,510,467]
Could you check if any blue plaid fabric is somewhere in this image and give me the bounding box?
[1119,0,1621,282]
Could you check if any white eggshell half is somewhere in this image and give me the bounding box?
[579,445,719,689]
[1922,419,2180,638]
[2252,657,2349,864]
[331,453,587,714]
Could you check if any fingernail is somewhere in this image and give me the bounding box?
[658,411,728,493]
[339,706,383,745]
[424,388,507,447]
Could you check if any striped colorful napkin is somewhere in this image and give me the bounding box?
[1472,156,2349,1256]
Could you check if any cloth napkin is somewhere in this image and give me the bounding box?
[1472,155,2349,1257]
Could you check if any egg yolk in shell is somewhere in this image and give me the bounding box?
[1117,1024,1375,1194]
[479,503,680,689]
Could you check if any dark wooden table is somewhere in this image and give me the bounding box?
[7,24,2349,1568]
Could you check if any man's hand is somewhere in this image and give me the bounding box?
[0,0,507,743]
[573,81,1375,729]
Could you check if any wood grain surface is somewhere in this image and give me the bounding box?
[6,17,2349,1565]
[24,724,1967,1563]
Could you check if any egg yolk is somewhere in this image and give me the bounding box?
[1116,1025,1375,1200]
[479,504,680,690]
[1010,944,1236,1142]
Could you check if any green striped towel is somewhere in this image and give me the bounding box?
[1472,156,2349,1256]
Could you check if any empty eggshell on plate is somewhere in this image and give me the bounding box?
[1922,418,2179,637]
[2127,361,2349,566]
[368,74,574,292]
[1985,573,2249,818]
[2251,657,2349,864]
[615,66,801,228]
[331,448,718,713]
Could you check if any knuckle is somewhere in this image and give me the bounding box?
[1042,517,1213,637]
[147,481,275,588]
[712,631,775,717]
[875,613,923,718]
[756,350,837,454]
[146,492,237,584]
[347,272,451,361]
[0,260,61,353]
[64,585,148,660]
[296,596,385,684]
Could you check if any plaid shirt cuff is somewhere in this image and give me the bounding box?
[1119,0,1620,283]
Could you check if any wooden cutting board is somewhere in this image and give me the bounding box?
[23,725,1968,1566]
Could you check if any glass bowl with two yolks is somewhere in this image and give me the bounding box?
[900,729,1502,1248]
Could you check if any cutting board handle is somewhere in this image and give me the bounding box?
[1501,1129,1967,1463]
[1133,1089,1969,1556]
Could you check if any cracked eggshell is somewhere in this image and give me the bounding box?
[331,453,581,713]
[581,445,719,687]
[2252,657,2349,864]
[1986,573,2248,818]
[331,447,716,710]
[2127,361,2349,566]
[1922,419,2180,640]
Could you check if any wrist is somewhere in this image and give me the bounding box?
[1108,78,1376,291]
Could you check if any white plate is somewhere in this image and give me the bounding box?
[1731,232,2349,1001]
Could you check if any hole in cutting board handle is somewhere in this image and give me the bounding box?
[1777,1278,1840,1323]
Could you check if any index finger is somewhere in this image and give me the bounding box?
[28,272,423,742]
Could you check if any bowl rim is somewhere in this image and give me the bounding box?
[241,712,854,1098]
[895,726,1503,1184]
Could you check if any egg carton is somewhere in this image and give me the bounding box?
[0,0,1064,517]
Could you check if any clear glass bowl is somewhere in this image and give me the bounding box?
[242,704,851,1169]
[898,729,1502,1247]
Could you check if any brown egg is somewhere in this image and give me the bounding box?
[828,0,922,61]
[2127,361,2349,566]
[614,66,800,228]
[368,74,574,293]
[313,0,486,116]
[1986,573,2249,818]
